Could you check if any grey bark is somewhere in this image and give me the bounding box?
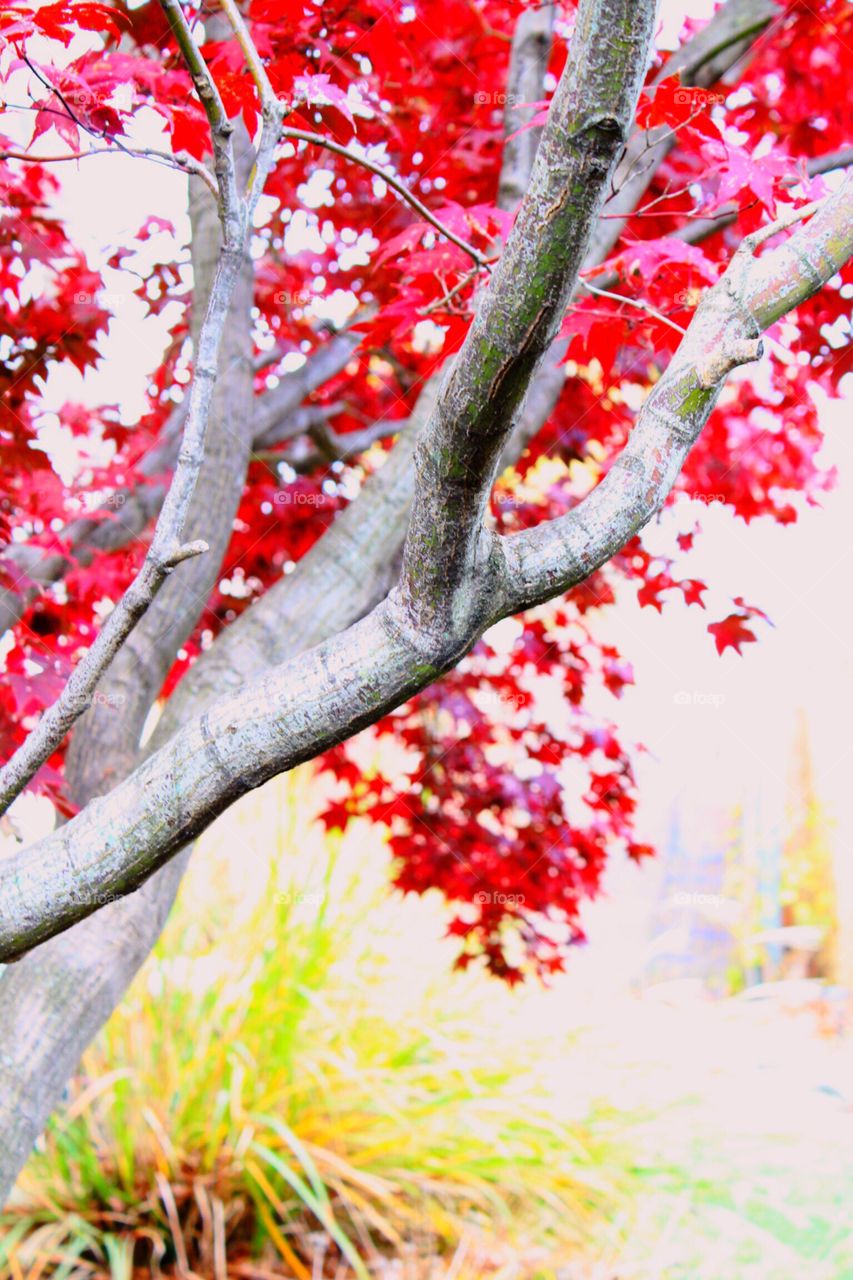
[497,5,555,212]
[0,0,294,1193]
[399,0,657,639]
[63,149,256,802]
[501,196,853,608]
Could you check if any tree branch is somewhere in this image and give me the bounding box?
[0,534,210,810]
[0,384,429,1203]
[580,276,687,335]
[159,0,241,233]
[398,0,656,639]
[496,0,789,470]
[63,125,259,805]
[0,0,650,924]
[585,0,780,266]
[0,0,763,844]
[496,4,555,211]
[500,178,853,612]
[0,143,218,195]
[279,127,491,269]
[660,0,779,84]
[0,54,273,1214]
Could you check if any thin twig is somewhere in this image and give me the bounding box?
[159,0,241,236]
[22,55,97,138]
[19,56,204,191]
[0,142,218,196]
[743,196,826,250]
[280,126,492,269]
[218,0,275,103]
[580,278,687,335]
[0,536,209,814]
[217,0,283,205]
[419,266,483,316]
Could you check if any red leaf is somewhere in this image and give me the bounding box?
[708,614,758,655]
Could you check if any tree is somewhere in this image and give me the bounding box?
[0,0,850,1200]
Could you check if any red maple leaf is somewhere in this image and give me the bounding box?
[708,613,758,656]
